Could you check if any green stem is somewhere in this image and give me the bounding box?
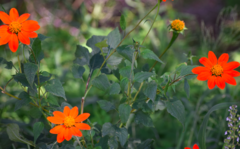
[75,136,83,149]
[0,4,6,12]
[22,45,27,63]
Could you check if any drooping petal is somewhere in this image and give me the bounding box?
[8,34,19,52]
[64,128,72,141]
[223,62,240,71]
[64,106,71,116]
[75,113,90,122]
[224,70,240,77]
[196,72,211,81]
[0,11,12,24]
[69,106,79,118]
[208,51,217,65]
[208,76,216,89]
[222,73,237,85]
[17,13,30,23]
[75,123,91,130]
[18,32,30,45]
[0,25,11,45]
[57,129,65,143]
[192,66,210,74]
[216,76,225,90]
[9,8,19,21]
[50,125,65,134]
[193,144,200,149]
[22,20,40,32]
[53,111,66,118]
[70,127,82,137]
[47,116,64,124]
[218,53,229,66]
[199,57,213,68]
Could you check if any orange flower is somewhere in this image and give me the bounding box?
[0,8,40,52]
[47,106,91,143]
[192,51,240,90]
[185,144,199,149]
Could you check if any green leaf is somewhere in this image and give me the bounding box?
[74,45,90,66]
[95,39,108,49]
[109,83,121,95]
[38,34,48,41]
[29,106,42,119]
[90,52,105,70]
[108,136,118,149]
[184,79,190,98]
[118,104,131,123]
[7,123,34,146]
[87,35,106,55]
[136,139,154,149]
[143,81,157,102]
[95,136,108,149]
[31,38,44,62]
[14,92,32,111]
[120,14,126,30]
[135,111,154,127]
[107,27,121,49]
[107,53,123,66]
[24,62,38,87]
[0,57,13,69]
[116,127,128,147]
[198,102,240,149]
[120,77,129,92]
[13,73,30,87]
[91,74,110,92]
[72,65,85,78]
[97,100,115,112]
[117,45,135,62]
[119,66,131,79]
[102,123,115,137]
[33,122,44,144]
[34,71,52,84]
[134,72,153,83]
[141,49,164,64]
[180,65,198,79]
[166,100,185,127]
[155,96,165,111]
[45,79,66,99]
[164,80,170,95]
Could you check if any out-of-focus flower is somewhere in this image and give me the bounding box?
[47,106,91,143]
[192,51,240,90]
[184,144,199,149]
[169,19,187,34]
[0,8,40,52]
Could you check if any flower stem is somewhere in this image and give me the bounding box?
[75,136,83,149]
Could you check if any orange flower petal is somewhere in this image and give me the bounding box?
[184,148,191,149]
[223,62,240,71]
[28,32,38,38]
[224,70,240,77]
[8,34,19,52]
[57,129,65,143]
[64,106,71,116]
[192,66,210,74]
[69,106,79,118]
[64,128,72,141]
[0,11,12,24]
[208,76,216,89]
[50,125,65,134]
[75,123,91,130]
[9,8,19,21]
[17,13,30,23]
[70,127,82,137]
[0,25,11,45]
[199,57,213,69]
[47,116,64,124]
[222,73,237,85]
[196,72,211,81]
[208,51,217,65]
[193,144,199,149]
[53,111,66,118]
[18,32,30,45]
[218,53,229,66]
[216,76,225,89]
[22,20,40,32]
[75,113,90,122]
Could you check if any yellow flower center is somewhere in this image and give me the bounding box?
[171,19,185,31]
[211,64,223,76]
[64,116,75,128]
[9,21,22,34]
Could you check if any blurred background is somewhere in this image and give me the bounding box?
[1,0,240,149]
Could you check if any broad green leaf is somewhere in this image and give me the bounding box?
[95,39,108,49]
[38,34,48,41]
[29,106,42,119]
[134,72,153,83]
[180,65,198,79]
[132,99,153,113]
[90,52,105,70]
[155,96,165,111]
[91,74,110,92]
[74,45,90,66]
[60,102,72,111]
[136,139,154,149]
[143,81,157,102]
[34,71,52,84]
[97,100,115,112]
[45,79,66,99]
[14,92,32,111]
[7,123,34,146]
[107,53,123,66]
[0,57,13,69]
[118,104,131,123]
[109,83,121,95]
[164,80,170,95]
[166,100,185,127]
[13,73,30,87]
[87,35,106,55]
[107,27,121,49]
[119,66,131,79]
[141,49,164,64]
[108,136,118,149]
[95,136,108,149]
[120,14,126,30]
[24,62,38,87]
[31,38,44,62]
[198,102,240,149]
[116,127,128,147]
[184,79,190,98]
[116,45,135,62]
[33,122,44,144]
[102,122,115,137]
[120,77,129,92]
[135,111,154,127]
[72,65,85,78]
